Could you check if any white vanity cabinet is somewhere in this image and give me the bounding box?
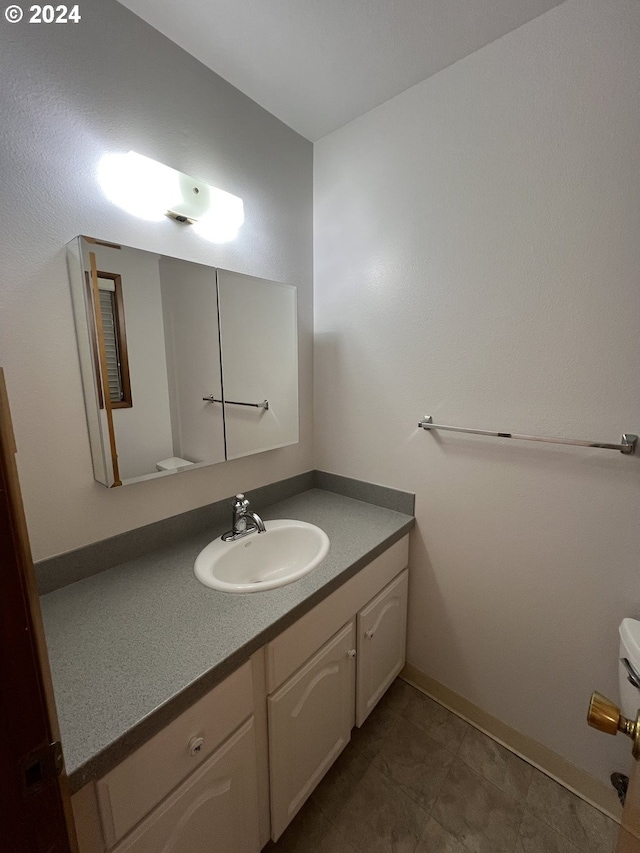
[356,569,408,726]
[265,536,409,840]
[268,621,356,840]
[110,718,259,853]
[74,661,261,853]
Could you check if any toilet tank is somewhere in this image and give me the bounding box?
[619,618,640,718]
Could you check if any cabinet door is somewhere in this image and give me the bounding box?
[112,718,259,853]
[217,269,298,460]
[97,662,253,847]
[268,621,356,841]
[356,570,408,727]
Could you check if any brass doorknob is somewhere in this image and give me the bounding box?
[588,692,624,735]
[588,692,640,759]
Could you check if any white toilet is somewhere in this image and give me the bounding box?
[587,618,640,802]
[156,456,194,472]
[619,617,640,719]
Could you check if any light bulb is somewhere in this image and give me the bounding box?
[192,188,245,243]
[97,152,182,221]
[97,151,244,242]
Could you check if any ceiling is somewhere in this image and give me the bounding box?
[117,0,567,141]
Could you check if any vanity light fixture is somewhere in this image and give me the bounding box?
[97,151,244,243]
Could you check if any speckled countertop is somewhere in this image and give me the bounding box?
[40,488,414,792]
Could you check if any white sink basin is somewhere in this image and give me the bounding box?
[194,520,330,593]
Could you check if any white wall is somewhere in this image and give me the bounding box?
[0,0,313,559]
[314,0,640,786]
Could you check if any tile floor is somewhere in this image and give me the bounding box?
[263,679,618,853]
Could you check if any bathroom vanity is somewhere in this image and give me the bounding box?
[40,485,414,852]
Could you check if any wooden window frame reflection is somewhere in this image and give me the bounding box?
[84,271,133,410]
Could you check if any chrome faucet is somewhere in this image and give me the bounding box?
[221,494,266,542]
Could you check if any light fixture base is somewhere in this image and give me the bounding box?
[165,210,196,225]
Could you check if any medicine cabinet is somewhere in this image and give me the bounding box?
[66,236,298,487]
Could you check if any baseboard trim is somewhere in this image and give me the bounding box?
[401,663,622,822]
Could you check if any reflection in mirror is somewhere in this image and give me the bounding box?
[66,237,299,487]
[217,270,298,459]
[84,270,132,411]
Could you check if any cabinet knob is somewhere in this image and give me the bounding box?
[347,649,357,659]
[364,629,374,640]
[188,736,205,757]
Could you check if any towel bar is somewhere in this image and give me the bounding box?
[418,416,637,455]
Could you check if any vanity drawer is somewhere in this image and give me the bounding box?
[96,661,253,848]
[110,718,260,853]
[266,535,409,693]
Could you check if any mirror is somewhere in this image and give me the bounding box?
[67,236,298,487]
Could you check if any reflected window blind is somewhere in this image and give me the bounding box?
[99,289,124,403]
